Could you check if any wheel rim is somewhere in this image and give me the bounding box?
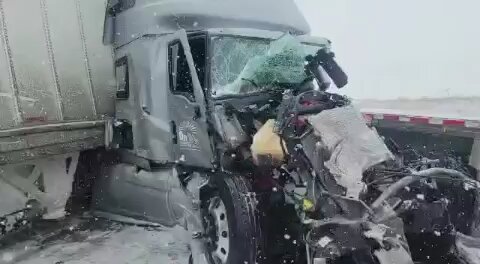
[206,196,230,264]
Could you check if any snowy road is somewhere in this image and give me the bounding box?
[4,219,480,264]
[0,218,191,264]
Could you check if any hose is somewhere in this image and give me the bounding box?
[370,176,416,209]
[371,168,477,210]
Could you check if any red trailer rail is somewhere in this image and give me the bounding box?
[355,97,480,136]
[361,109,480,181]
[362,112,480,130]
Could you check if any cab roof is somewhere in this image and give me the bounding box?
[104,0,311,47]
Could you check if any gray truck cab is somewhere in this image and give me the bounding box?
[103,0,313,166]
[93,1,331,263]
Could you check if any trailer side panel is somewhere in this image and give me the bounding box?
[0,0,115,164]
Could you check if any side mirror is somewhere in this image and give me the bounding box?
[317,49,348,88]
[304,58,331,91]
[306,49,349,89]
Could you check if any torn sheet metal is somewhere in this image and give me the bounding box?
[308,105,394,198]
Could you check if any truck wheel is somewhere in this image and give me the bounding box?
[203,174,260,264]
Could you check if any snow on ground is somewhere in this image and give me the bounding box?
[0,219,191,264]
[455,233,480,264]
[354,97,480,120]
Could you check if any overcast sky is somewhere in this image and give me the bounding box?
[295,0,480,99]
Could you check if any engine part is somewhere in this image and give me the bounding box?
[213,105,249,149]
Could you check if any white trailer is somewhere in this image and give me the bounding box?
[0,0,115,227]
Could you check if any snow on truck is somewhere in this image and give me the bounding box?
[0,0,479,264]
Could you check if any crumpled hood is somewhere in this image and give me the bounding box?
[308,105,394,198]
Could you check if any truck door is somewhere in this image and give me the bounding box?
[92,30,214,223]
[166,30,213,168]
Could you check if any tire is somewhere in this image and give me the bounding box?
[203,174,261,264]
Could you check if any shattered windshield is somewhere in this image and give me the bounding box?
[211,34,324,97]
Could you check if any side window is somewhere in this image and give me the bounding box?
[189,36,207,88]
[115,56,129,99]
[169,41,195,101]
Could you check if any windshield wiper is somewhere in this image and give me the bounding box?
[241,78,259,88]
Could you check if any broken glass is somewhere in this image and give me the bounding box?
[211,34,325,97]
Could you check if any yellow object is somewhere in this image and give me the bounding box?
[251,119,287,166]
[302,198,315,212]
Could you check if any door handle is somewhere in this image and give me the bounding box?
[170,121,177,144]
[193,105,201,120]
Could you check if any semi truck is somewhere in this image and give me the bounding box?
[0,1,316,263]
[1,0,479,264]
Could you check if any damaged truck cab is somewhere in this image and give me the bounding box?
[95,0,324,263]
[2,0,478,264]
